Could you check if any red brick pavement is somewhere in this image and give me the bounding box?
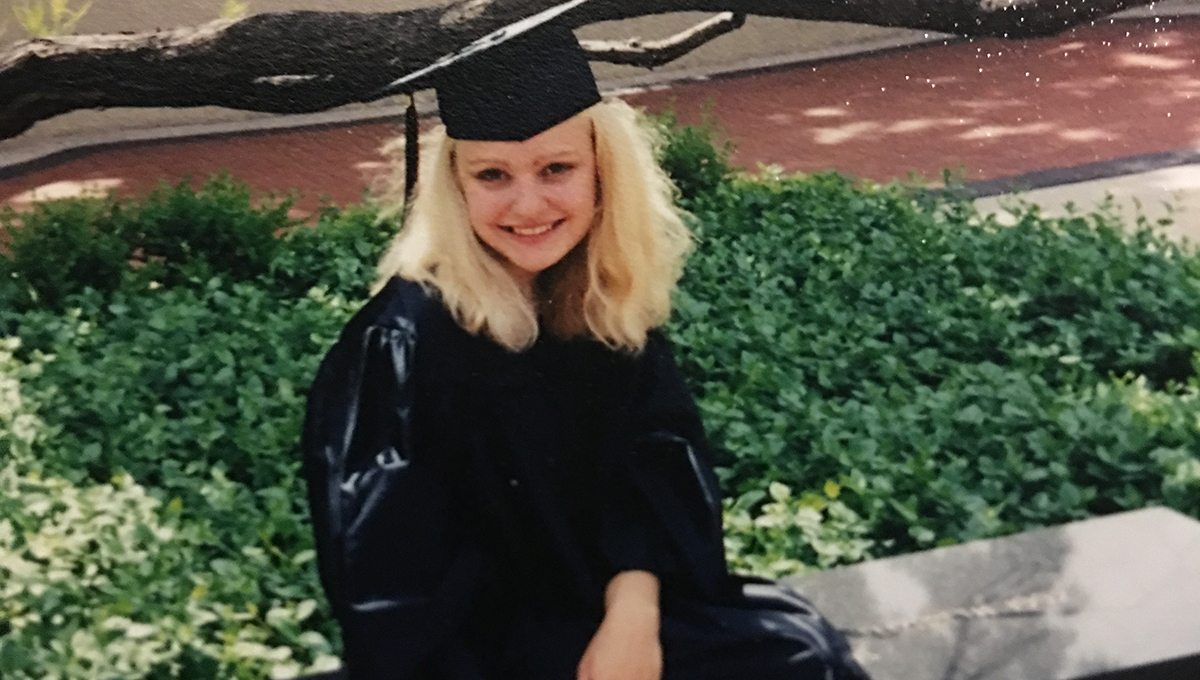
[0,122,404,216]
[626,16,1200,185]
[3,16,1199,214]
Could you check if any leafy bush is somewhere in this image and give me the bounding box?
[0,338,44,463]
[0,461,340,680]
[11,282,352,489]
[723,480,874,578]
[11,0,92,38]
[671,172,1200,553]
[120,175,290,290]
[5,282,360,643]
[0,176,295,314]
[652,107,734,202]
[0,336,338,679]
[0,199,130,311]
[0,179,410,679]
[0,309,346,679]
[267,203,400,299]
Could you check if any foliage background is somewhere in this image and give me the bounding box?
[1,120,1198,677]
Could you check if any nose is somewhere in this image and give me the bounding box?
[508,176,549,222]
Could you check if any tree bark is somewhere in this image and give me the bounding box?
[0,0,1154,140]
[580,12,747,68]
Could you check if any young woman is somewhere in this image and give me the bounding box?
[302,25,870,680]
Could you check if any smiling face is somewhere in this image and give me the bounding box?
[454,113,598,290]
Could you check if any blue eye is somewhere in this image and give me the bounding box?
[543,162,574,176]
[476,168,506,182]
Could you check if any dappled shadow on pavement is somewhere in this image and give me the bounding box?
[628,17,1200,185]
[0,123,404,216]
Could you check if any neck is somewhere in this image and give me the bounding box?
[507,265,538,303]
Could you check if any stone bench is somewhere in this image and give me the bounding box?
[300,507,1200,680]
[790,507,1200,680]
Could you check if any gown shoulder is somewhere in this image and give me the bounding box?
[334,276,441,339]
[301,275,483,679]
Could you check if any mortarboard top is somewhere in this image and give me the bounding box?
[433,24,601,142]
[390,23,601,200]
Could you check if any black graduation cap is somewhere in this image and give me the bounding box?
[384,21,601,201]
[436,25,601,142]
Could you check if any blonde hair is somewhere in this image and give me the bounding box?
[372,98,692,353]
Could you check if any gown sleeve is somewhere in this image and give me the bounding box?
[302,318,483,680]
[600,330,733,603]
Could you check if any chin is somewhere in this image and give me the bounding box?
[509,255,564,279]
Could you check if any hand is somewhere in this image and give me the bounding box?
[577,571,663,680]
[576,602,663,680]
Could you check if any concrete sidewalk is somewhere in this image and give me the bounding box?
[975,164,1200,248]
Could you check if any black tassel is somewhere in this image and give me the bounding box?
[404,92,419,204]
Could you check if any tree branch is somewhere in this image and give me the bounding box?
[0,0,1156,141]
[579,12,746,68]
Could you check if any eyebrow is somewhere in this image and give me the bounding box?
[461,157,508,169]
[460,148,583,168]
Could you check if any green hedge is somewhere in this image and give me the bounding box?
[674,173,1200,553]
[0,265,360,679]
[1,122,1198,678]
[0,180,386,678]
[0,177,292,313]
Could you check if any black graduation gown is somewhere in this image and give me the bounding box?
[302,277,869,680]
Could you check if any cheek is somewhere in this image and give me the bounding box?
[563,170,598,215]
[463,186,505,230]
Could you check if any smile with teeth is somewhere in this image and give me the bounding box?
[502,218,564,237]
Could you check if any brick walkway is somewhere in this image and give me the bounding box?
[2,16,1198,215]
